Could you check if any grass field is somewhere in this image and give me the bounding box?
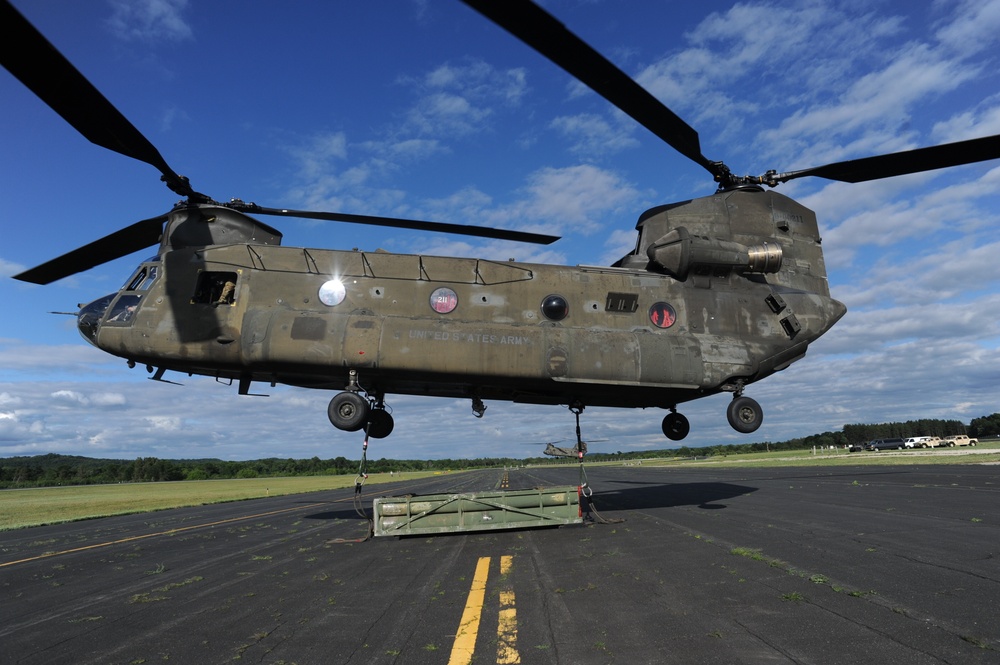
[0,471,448,531]
[636,440,1000,468]
[2,442,997,530]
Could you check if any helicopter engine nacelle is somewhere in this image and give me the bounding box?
[646,226,782,280]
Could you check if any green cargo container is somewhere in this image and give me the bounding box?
[373,486,582,536]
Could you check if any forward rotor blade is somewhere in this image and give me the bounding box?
[773,134,1000,185]
[0,1,196,198]
[14,215,167,285]
[461,0,719,178]
[249,206,560,245]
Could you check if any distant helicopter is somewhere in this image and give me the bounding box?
[541,440,608,458]
[522,438,609,458]
[5,1,1000,443]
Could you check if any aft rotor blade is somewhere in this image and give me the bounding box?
[249,206,560,245]
[462,0,719,178]
[773,134,1000,185]
[13,215,167,285]
[0,1,196,198]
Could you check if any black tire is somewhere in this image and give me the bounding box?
[328,392,369,432]
[662,412,690,441]
[365,409,394,439]
[727,396,763,434]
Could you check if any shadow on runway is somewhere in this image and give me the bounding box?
[302,507,370,521]
[592,481,758,511]
[295,480,759,523]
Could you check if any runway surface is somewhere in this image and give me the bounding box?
[2,464,999,664]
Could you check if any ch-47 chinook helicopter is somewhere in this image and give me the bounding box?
[6,0,1000,444]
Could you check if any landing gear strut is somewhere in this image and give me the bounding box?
[327,370,394,437]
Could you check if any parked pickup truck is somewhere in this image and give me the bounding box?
[942,435,978,447]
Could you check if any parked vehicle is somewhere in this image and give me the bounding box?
[866,438,906,451]
[848,442,866,452]
[918,437,944,448]
[903,437,930,448]
[942,435,978,447]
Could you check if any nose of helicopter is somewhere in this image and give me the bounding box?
[76,294,115,347]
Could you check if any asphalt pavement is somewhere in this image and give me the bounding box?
[2,463,998,664]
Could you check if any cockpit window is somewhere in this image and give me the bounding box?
[137,265,157,290]
[192,271,239,305]
[123,265,158,291]
[105,294,142,324]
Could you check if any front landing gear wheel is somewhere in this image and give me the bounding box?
[365,409,394,439]
[727,396,763,434]
[662,412,690,441]
[328,392,370,432]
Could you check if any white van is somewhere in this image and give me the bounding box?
[903,436,933,448]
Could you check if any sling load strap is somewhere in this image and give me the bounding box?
[580,462,625,525]
[355,437,369,494]
[570,404,624,524]
[330,432,374,543]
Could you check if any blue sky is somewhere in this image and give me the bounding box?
[2,0,999,461]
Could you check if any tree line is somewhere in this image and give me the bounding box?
[2,413,996,489]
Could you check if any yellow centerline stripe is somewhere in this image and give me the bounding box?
[498,590,519,664]
[448,556,491,665]
[497,555,520,664]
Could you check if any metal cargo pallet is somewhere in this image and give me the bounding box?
[373,486,582,537]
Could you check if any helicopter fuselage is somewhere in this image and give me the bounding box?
[78,189,846,424]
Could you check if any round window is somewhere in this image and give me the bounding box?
[649,302,677,328]
[430,287,458,314]
[541,294,569,321]
[318,279,346,306]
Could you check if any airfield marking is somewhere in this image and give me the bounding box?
[497,554,520,664]
[0,501,332,568]
[448,556,491,665]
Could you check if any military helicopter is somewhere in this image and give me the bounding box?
[540,440,608,458]
[6,0,1000,444]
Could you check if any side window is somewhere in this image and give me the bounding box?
[124,267,148,291]
[137,265,158,290]
[193,271,239,305]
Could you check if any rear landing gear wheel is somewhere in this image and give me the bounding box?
[328,392,370,432]
[662,412,690,441]
[727,396,762,434]
[365,409,394,439]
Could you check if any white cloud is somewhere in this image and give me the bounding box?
[550,113,640,156]
[106,0,193,43]
[145,415,181,431]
